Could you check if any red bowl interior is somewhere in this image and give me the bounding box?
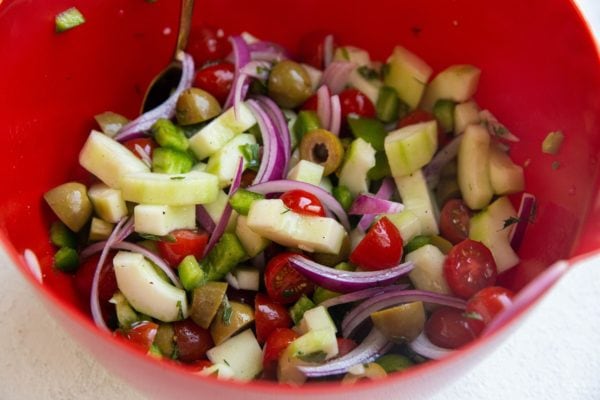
[1,0,599,398]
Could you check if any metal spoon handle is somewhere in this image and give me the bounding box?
[175,0,194,55]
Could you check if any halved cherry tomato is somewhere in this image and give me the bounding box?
[439,199,472,244]
[466,286,515,325]
[255,293,293,344]
[298,31,333,69]
[350,217,403,271]
[444,239,497,299]
[265,252,315,304]
[73,253,118,319]
[123,137,157,160]
[186,25,231,66]
[424,306,484,349]
[193,62,235,105]
[280,190,326,217]
[339,88,376,119]
[122,321,159,351]
[156,229,209,268]
[301,94,319,111]
[263,328,300,371]
[173,319,214,363]
[336,337,358,357]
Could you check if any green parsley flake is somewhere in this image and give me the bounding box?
[55,7,86,33]
[542,131,564,155]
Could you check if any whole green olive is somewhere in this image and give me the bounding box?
[267,60,313,109]
[176,88,221,125]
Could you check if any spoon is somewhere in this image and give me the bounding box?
[141,0,195,113]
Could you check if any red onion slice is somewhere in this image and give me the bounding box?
[316,85,332,129]
[349,193,404,216]
[357,178,396,232]
[423,135,463,189]
[248,179,350,230]
[288,254,413,293]
[115,52,194,142]
[247,100,286,184]
[409,332,453,360]
[240,61,271,80]
[319,284,409,309]
[321,61,355,95]
[298,328,391,378]
[203,157,244,256]
[256,96,291,173]
[224,36,252,110]
[341,289,467,338]
[196,205,216,234]
[329,94,342,135]
[509,192,536,250]
[323,34,334,68]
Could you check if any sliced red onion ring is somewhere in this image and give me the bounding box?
[251,253,265,269]
[251,51,286,63]
[298,328,391,378]
[240,61,271,80]
[509,192,536,250]
[196,205,216,234]
[321,61,355,95]
[329,94,341,135]
[248,40,290,57]
[409,331,453,360]
[323,34,334,68]
[288,254,413,293]
[423,135,463,189]
[357,178,396,232]
[116,217,135,242]
[247,100,286,184]
[342,289,467,338]
[248,179,350,230]
[134,144,152,167]
[316,85,332,129]
[349,193,404,216]
[115,52,194,142]
[203,158,244,256]
[224,36,252,111]
[256,96,291,173]
[319,284,410,309]
[81,241,108,259]
[480,110,520,142]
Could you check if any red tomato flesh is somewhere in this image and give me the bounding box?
[173,319,214,363]
[297,31,332,69]
[122,321,159,351]
[466,286,515,325]
[336,337,358,357]
[73,253,118,320]
[186,25,231,66]
[193,62,235,105]
[350,217,403,270]
[263,328,300,370]
[439,199,472,245]
[444,239,498,299]
[280,190,326,217]
[339,88,376,119]
[264,252,314,304]
[255,293,293,344]
[156,229,209,268]
[425,306,484,349]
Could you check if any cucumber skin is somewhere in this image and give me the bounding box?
[457,124,493,210]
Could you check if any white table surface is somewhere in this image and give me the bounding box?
[2,1,600,399]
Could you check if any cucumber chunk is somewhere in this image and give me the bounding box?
[454,100,480,135]
[287,160,325,186]
[384,120,438,177]
[394,170,439,235]
[457,124,493,209]
[338,138,376,196]
[88,183,128,223]
[297,306,337,334]
[384,46,433,110]
[420,64,481,111]
[235,215,270,258]
[206,134,257,188]
[488,146,525,195]
[405,244,451,295]
[206,329,263,381]
[134,204,196,236]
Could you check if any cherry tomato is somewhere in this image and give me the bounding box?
[336,337,358,357]
[263,328,300,371]
[350,217,403,271]
[173,319,214,363]
[73,253,118,320]
[397,110,450,148]
[301,94,319,111]
[444,239,498,299]
[298,31,333,69]
[156,229,209,268]
[186,25,231,66]
[123,137,157,160]
[339,88,376,119]
[466,286,515,325]
[424,306,484,349]
[122,321,159,351]
[439,199,472,244]
[264,252,315,304]
[193,62,235,105]
[255,293,293,344]
[280,190,326,217]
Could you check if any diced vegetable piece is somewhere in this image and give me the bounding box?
[469,196,520,273]
[347,117,386,151]
[375,354,414,373]
[286,328,339,361]
[176,88,222,125]
[385,120,438,177]
[457,124,493,209]
[293,110,321,142]
[120,171,218,206]
[433,99,456,133]
[333,46,371,66]
[338,138,376,196]
[342,363,387,383]
[133,204,196,236]
[229,267,260,291]
[394,170,439,235]
[188,102,256,160]
[178,255,206,291]
[301,64,323,92]
[289,295,316,325]
[332,185,353,211]
[55,7,85,32]
[152,148,194,174]
[370,301,425,343]
[287,160,325,186]
[79,130,150,189]
[542,131,564,155]
[202,190,237,233]
[113,251,188,322]
[384,46,433,110]
[206,134,257,188]
[94,112,129,138]
[235,215,270,258]
[420,65,481,111]
[210,301,255,345]
[44,182,93,232]
[204,233,248,281]
[109,291,140,329]
[406,244,451,294]
[89,217,114,241]
[190,281,228,329]
[348,70,382,105]
[488,146,525,195]
[88,183,128,223]
[50,221,77,248]
[152,119,189,152]
[297,305,337,334]
[368,152,392,181]
[454,100,480,134]
[246,199,346,254]
[229,189,265,216]
[376,86,401,123]
[312,286,340,305]
[383,209,422,243]
[206,329,263,381]
[54,246,79,272]
[154,324,175,358]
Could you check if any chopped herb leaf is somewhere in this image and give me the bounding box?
[502,216,521,230]
[296,351,327,363]
[55,7,86,33]
[340,47,350,61]
[221,296,233,325]
[176,300,184,320]
[381,63,390,79]
[281,207,291,215]
[170,176,186,180]
[552,161,561,170]
[413,77,426,86]
[239,143,260,171]
[223,359,230,366]
[139,233,176,242]
[171,344,180,360]
[357,65,379,80]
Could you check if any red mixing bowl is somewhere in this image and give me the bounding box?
[1,0,599,398]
